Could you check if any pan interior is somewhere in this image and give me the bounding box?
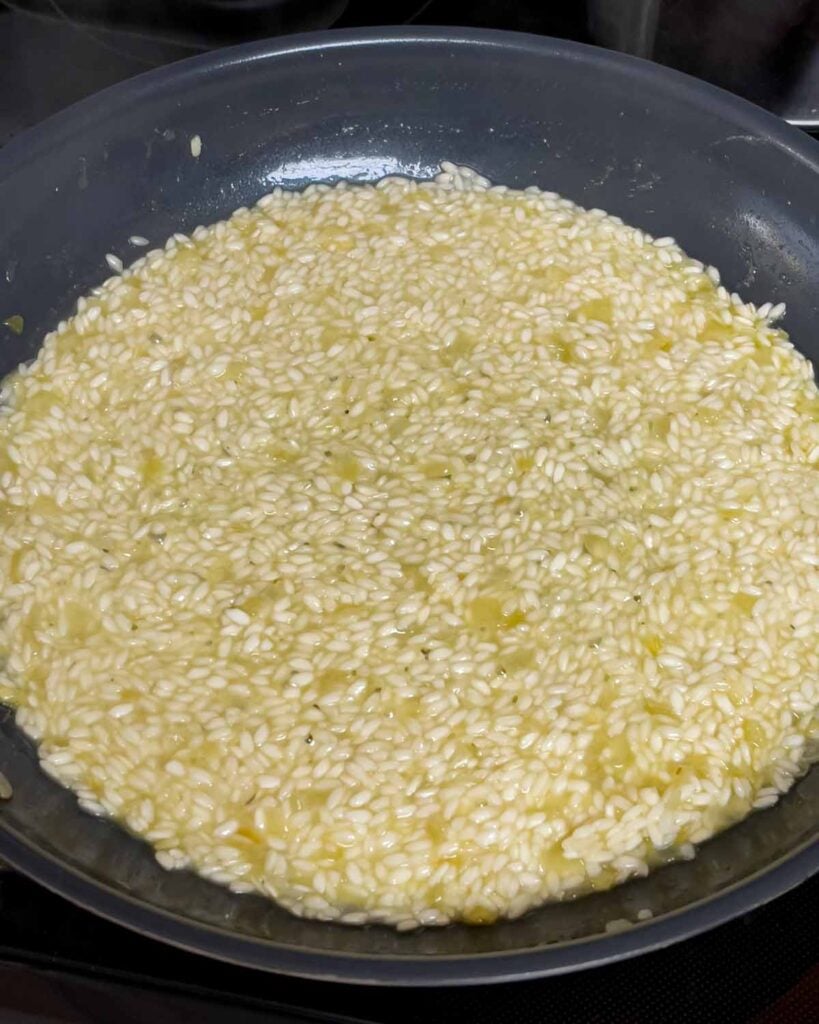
[0,29,817,974]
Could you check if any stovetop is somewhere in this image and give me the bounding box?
[1,2,819,1020]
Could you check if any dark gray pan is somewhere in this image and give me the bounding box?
[0,28,817,985]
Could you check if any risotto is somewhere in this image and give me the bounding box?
[0,164,817,930]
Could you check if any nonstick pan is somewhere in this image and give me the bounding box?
[0,28,817,986]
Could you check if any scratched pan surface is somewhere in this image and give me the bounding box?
[0,28,817,985]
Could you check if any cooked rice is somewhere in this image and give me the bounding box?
[0,164,817,929]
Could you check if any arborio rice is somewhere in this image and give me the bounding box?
[0,164,817,930]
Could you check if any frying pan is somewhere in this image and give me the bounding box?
[0,28,817,986]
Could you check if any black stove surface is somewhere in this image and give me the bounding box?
[1,2,819,1020]
[1,868,818,1023]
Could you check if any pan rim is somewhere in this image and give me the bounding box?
[2,25,819,179]
[1,811,816,985]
